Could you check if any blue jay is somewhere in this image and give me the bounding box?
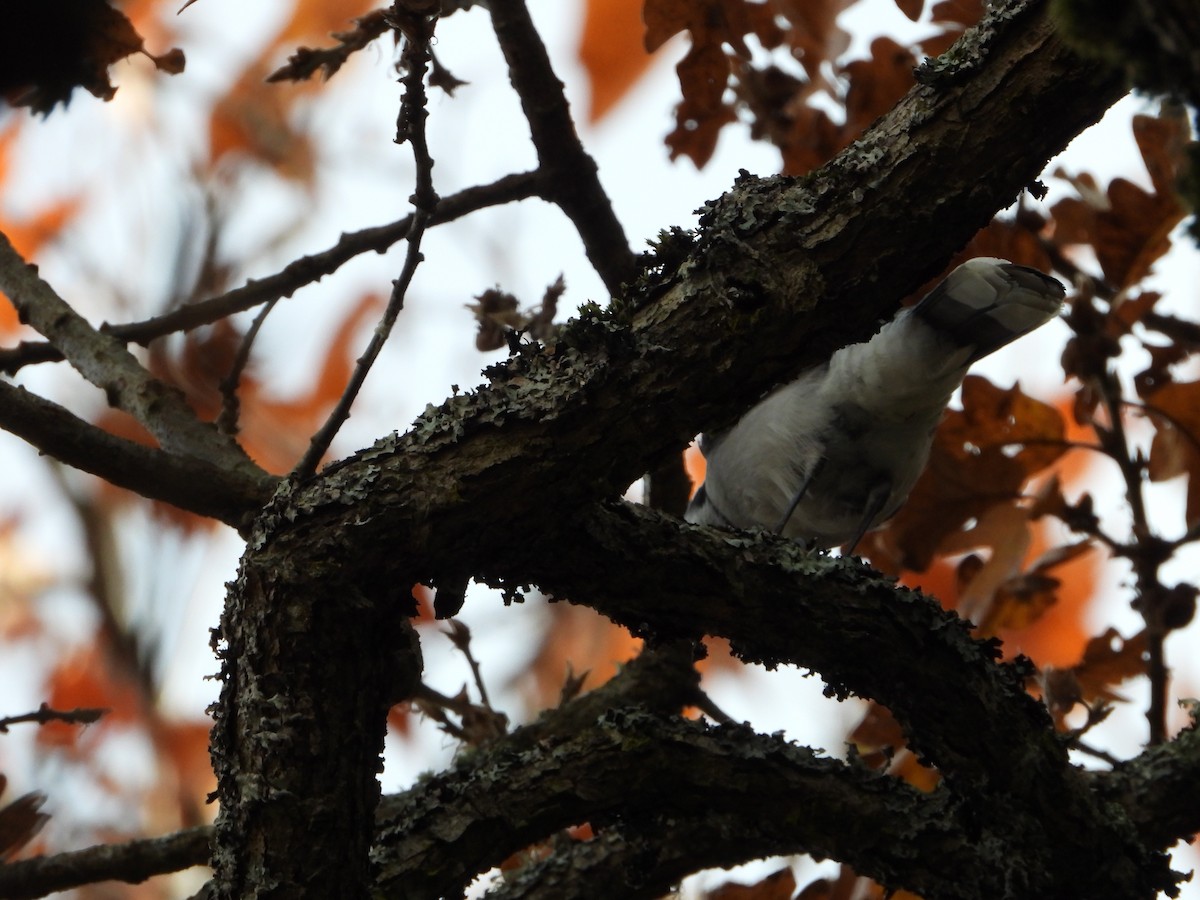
[685,258,1065,553]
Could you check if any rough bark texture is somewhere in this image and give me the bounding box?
[204,2,1182,899]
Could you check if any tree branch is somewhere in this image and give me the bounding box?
[0,171,543,375]
[0,704,106,731]
[0,233,265,485]
[487,0,636,295]
[373,709,954,900]
[0,381,272,530]
[0,827,210,900]
[5,700,1195,900]
[293,11,440,478]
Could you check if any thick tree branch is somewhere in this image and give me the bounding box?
[5,699,1196,900]
[0,381,272,529]
[1093,709,1200,848]
[373,710,956,900]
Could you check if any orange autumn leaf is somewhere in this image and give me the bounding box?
[1051,113,1188,289]
[128,293,380,474]
[708,868,797,900]
[1072,628,1149,704]
[885,392,1097,667]
[39,647,140,746]
[209,62,317,182]
[684,442,705,495]
[841,38,916,139]
[524,603,642,711]
[876,376,1066,572]
[579,0,656,122]
[917,0,985,57]
[984,540,1092,632]
[0,197,84,336]
[646,0,786,167]
[1144,380,1200,527]
[155,719,217,816]
[277,0,380,47]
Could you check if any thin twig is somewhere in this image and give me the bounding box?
[0,172,543,376]
[0,704,107,732]
[1093,365,1170,745]
[410,681,509,745]
[0,826,211,899]
[291,12,440,479]
[443,620,494,710]
[217,298,278,435]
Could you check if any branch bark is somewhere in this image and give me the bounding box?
[0,381,271,530]
[0,233,264,485]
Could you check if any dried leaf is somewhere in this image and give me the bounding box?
[779,0,854,82]
[666,43,736,168]
[989,571,1060,630]
[278,0,379,46]
[0,792,49,860]
[1071,628,1149,705]
[210,62,317,182]
[959,217,1055,274]
[1133,110,1190,199]
[651,0,845,168]
[945,503,1033,628]
[842,38,916,136]
[850,701,904,765]
[930,0,984,26]
[918,0,984,56]
[579,0,655,121]
[1145,380,1200,526]
[1050,115,1187,289]
[0,0,183,113]
[524,604,641,710]
[880,377,1066,570]
[644,0,694,52]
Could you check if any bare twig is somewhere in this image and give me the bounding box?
[292,13,440,478]
[0,232,264,485]
[217,298,278,435]
[486,0,636,295]
[0,172,543,376]
[411,682,509,744]
[0,704,107,732]
[442,620,494,710]
[1091,365,1172,745]
[0,826,210,899]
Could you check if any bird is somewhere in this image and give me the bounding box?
[685,257,1065,553]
